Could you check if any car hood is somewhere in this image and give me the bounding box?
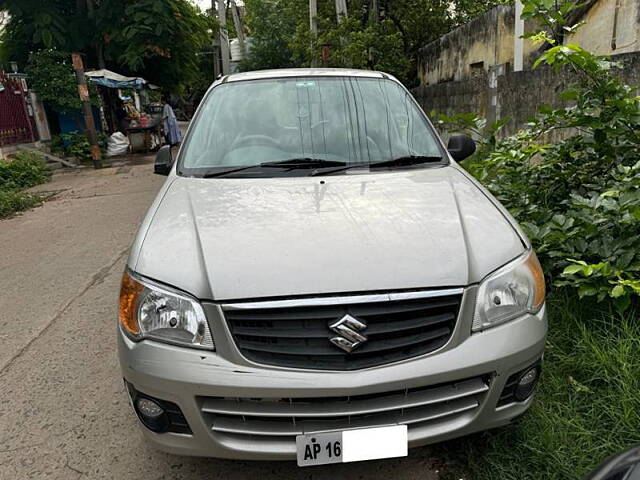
[132,166,525,300]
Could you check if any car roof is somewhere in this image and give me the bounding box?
[224,68,388,83]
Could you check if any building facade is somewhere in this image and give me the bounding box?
[566,0,639,55]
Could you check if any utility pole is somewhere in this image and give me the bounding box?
[210,0,219,80]
[310,0,318,66]
[514,0,524,72]
[71,53,102,169]
[212,0,220,79]
[367,0,378,66]
[218,0,230,76]
[230,0,245,54]
[310,0,318,36]
[335,0,348,23]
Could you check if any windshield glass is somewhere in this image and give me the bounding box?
[179,76,444,176]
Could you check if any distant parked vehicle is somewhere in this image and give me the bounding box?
[118,68,547,466]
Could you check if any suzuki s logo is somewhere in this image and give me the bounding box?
[329,314,368,353]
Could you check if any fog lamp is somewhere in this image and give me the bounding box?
[134,396,169,432]
[514,367,539,401]
[136,397,164,418]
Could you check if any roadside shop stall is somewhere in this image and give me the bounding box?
[85,69,163,153]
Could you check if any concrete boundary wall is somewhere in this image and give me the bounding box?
[413,51,640,139]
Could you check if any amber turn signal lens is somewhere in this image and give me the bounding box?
[119,271,143,336]
[526,251,546,310]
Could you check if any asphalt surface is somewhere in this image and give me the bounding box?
[0,155,441,479]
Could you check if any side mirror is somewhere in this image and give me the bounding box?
[154,145,173,175]
[447,134,476,162]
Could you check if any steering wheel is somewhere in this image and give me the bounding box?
[230,134,281,151]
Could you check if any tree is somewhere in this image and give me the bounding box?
[241,0,303,71]
[24,49,98,113]
[452,0,513,23]
[0,0,92,62]
[0,0,210,92]
[309,15,410,79]
[241,0,512,85]
[98,0,209,92]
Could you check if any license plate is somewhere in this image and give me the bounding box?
[296,425,407,467]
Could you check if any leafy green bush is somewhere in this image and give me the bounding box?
[434,4,640,479]
[439,7,640,310]
[0,151,49,218]
[50,131,107,162]
[0,151,50,190]
[0,190,44,218]
[25,49,100,114]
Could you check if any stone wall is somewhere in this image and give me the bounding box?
[414,75,489,118]
[416,0,640,102]
[414,51,640,139]
[417,5,540,86]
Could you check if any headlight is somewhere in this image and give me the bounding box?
[118,270,214,350]
[473,250,545,332]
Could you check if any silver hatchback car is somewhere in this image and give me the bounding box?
[118,68,547,465]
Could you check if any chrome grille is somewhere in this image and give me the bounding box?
[222,290,463,370]
[200,376,489,438]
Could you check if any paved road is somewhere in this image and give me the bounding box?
[0,158,440,479]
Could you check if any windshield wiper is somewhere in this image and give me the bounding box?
[260,158,348,168]
[311,155,443,177]
[368,155,443,169]
[201,158,348,178]
[202,156,441,178]
[202,165,265,178]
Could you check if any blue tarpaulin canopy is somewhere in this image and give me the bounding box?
[85,69,147,89]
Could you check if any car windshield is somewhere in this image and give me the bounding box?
[178,76,445,177]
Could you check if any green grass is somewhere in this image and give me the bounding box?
[0,151,50,219]
[0,190,45,218]
[437,292,640,480]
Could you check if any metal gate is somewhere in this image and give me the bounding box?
[0,71,36,147]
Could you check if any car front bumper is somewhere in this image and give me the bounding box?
[118,300,547,460]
